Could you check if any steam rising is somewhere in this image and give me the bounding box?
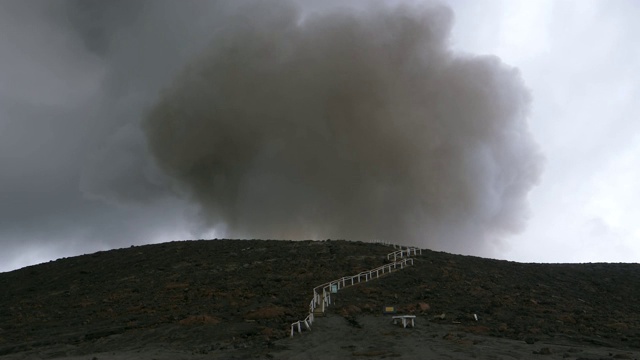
[143,2,542,252]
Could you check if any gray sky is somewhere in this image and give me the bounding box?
[445,0,640,263]
[1,0,638,272]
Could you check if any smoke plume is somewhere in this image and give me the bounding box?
[143,2,542,253]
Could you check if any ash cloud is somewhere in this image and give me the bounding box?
[143,2,543,253]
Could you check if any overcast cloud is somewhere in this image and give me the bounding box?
[1,0,638,272]
[446,0,640,262]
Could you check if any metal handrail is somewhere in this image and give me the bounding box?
[387,247,422,261]
[290,244,422,337]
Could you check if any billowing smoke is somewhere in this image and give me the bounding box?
[143,2,542,253]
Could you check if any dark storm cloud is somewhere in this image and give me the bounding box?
[61,0,146,56]
[71,0,231,203]
[0,0,227,271]
[0,0,543,272]
[142,2,543,252]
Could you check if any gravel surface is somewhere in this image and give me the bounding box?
[1,239,639,359]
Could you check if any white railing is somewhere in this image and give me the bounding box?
[290,310,314,336]
[290,244,421,337]
[369,239,393,246]
[311,258,414,312]
[387,247,422,261]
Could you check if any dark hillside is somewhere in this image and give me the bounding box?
[1,239,639,358]
[0,240,390,356]
[333,250,640,349]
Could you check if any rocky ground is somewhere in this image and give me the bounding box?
[0,239,639,359]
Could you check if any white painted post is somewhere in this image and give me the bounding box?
[322,289,326,312]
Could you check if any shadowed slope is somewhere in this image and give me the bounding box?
[1,240,639,358]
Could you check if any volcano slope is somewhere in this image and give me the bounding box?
[0,239,639,359]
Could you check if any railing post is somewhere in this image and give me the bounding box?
[322,289,326,312]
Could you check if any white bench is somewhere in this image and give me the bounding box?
[392,315,416,328]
